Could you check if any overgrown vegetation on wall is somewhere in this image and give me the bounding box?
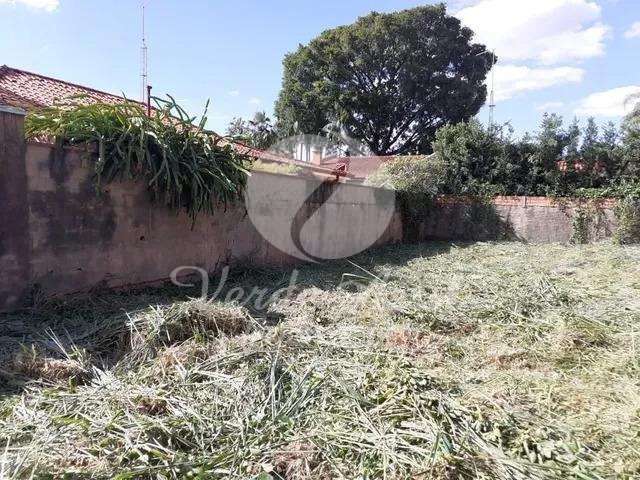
[367,155,511,241]
[614,197,640,244]
[570,207,592,245]
[25,96,250,221]
[368,114,640,243]
[367,114,640,200]
[367,155,444,239]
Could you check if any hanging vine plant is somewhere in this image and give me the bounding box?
[25,95,250,222]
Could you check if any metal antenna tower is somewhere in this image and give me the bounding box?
[141,1,148,104]
[488,50,496,130]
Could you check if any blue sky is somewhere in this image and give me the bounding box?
[1,0,639,137]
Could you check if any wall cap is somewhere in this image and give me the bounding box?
[0,105,27,116]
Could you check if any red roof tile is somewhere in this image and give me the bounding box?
[0,65,145,109]
[0,86,41,110]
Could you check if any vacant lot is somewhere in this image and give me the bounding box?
[1,241,639,479]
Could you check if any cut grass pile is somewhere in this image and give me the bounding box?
[0,241,639,479]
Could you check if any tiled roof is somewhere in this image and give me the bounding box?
[0,86,41,110]
[0,65,144,109]
[230,139,353,179]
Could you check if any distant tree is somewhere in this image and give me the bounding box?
[433,120,537,196]
[526,114,568,194]
[602,121,619,148]
[401,113,634,198]
[226,117,249,140]
[565,119,581,158]
[582,117,599,153]
[274,4,495,156]
[432,114,629,197]
[578,118,625,186]
[580,117,602,183]
[626,93,640,121]
[620,99,640,179]
[226,111,277,150]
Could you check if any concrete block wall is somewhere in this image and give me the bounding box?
[0,107,30,310]
[0,109,405,310]
[0,108,620,311]
[418,196,617,243]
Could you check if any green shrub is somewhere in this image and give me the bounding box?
[571,207,591,245]
[574,181,640,200]
[25,96,250,222]
[432,120,514,196]
[366,154,445,201]
[367,155,446,238]
[614,197,640,244]
[432,116,635,198]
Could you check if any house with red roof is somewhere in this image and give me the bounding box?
[0,65,398,181]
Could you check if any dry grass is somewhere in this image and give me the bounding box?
[0,241,639,479]
[10,345,90,384]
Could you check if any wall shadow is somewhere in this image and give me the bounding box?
[406,198,519,243]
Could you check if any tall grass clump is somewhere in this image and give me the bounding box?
[25,96,250,221]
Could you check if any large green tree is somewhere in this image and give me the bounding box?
[274,4,494,156]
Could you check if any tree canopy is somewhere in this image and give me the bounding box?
[369,115,640,202]
[431,115,639,197]
[274,4,495,156]
[226,111,278,150]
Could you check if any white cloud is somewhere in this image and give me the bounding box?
[492,65,584,101]
[457,0,609,65]
[0,0,59,11]
[228,90,240,97]
[536,101,565,112]
[624,22,640,39]
[248,97,262,106]
[575,85,640,117]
